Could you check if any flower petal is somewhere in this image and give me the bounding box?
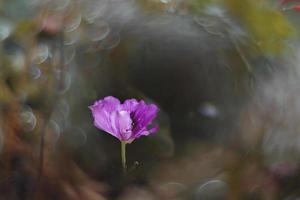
[122,98,139,112]
[100,96,121,112]
[89,96,121,135]
[132,101,159,135]
[110,110,133,141]
[137,125,159,137]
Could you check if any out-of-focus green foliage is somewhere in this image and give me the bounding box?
[187,0,296,53]
[137,0,173,12]
[225,0,295,53]
[186,0,219,12]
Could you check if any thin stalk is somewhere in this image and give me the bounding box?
[121,141,127,173]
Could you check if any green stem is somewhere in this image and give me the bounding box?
[121,141,127,173]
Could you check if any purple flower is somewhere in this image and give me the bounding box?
[89,96,159,142]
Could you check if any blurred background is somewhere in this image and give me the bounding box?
[0,0,300,199]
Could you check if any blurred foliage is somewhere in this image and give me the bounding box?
[187,0,296,53]
[225,0,295,53]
